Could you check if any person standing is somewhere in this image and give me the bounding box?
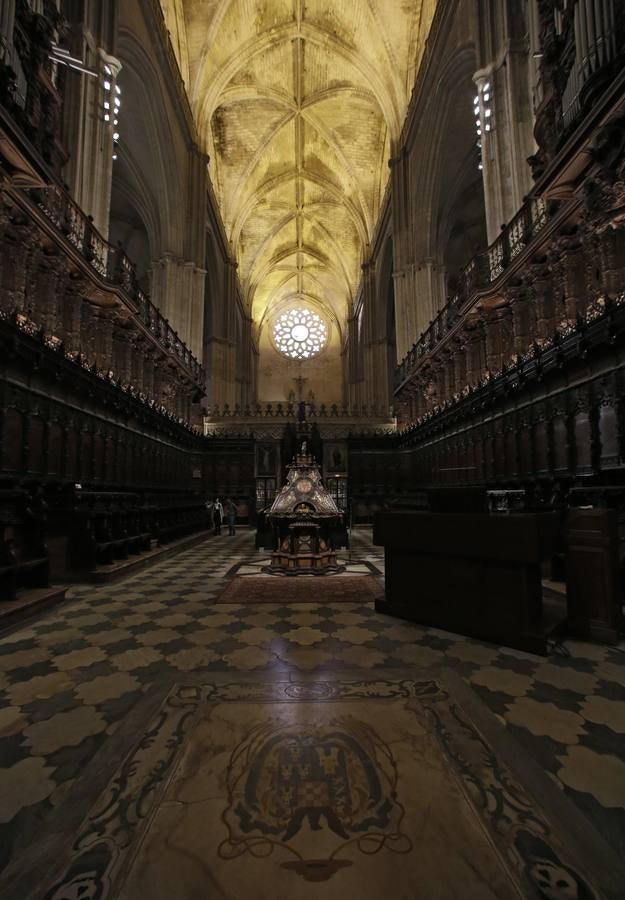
[213,498,223,535]
[226,498,237,536]
[204,498,214,531]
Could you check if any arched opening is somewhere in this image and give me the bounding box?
[443,178,487,294]
[108,185,152,293]
[432,61,488,297]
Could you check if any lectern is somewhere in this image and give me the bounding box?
[373,510,562,653]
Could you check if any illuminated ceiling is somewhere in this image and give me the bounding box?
[160,0,435,338]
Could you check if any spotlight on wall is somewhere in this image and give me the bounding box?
[101,65,122,160]
[473,81,493,171]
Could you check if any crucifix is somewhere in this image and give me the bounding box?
[293,374,307,400]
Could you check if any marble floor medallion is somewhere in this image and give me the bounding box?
[37,675,620,900]
[218,716,410,882]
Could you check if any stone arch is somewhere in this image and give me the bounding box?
[108,158,158,293]
[113,29,185,257]
[410,43,485,267]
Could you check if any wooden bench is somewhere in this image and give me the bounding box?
[0,487,50,602]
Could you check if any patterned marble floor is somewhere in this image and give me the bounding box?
[0,527,625,892]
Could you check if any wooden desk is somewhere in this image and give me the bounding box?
[373,510,561,654]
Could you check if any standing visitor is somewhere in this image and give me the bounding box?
[213,498,223,535]
[226,498,237,535]
[204,498,214,531]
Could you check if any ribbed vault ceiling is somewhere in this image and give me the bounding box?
[160,0,435,335]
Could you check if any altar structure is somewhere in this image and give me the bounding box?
[265,443,344,575]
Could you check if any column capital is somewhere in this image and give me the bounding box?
[98,49,122,78]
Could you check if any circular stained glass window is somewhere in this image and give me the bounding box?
[272,307,328,360]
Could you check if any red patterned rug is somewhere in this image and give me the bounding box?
[216,574,383,605]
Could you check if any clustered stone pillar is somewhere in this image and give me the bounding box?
[473,11,536,244]
[360,259,394,411]
[389,150,449,362]
[62,38,122,236]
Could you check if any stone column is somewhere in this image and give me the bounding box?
[62,35,121,236]
[150,254,206,361]
[413,259,447,340]
[361,260,392,409]
[216,259,239,407]
[184,146,208,361]
[237,313,254,408]
[389,150,448,362]
[474,6,535,243]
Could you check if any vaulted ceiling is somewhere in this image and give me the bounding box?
[160,0,435,337]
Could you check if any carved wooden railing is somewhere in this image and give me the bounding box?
[1,1,204,394]
[395,196,551,389]
[206,402,396,420]
[29,182,204,387]
[0,305,204,435]
[398,289,625,441]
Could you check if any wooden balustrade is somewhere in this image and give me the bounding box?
[395,197,554,392]
[25,184,204,387]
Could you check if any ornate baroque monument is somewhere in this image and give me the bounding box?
[266,440,344,575]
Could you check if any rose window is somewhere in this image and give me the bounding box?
[272,307,328,360]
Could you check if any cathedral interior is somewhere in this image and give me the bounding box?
[1,1,625,897]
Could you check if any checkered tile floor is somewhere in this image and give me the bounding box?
[0,527,624,878]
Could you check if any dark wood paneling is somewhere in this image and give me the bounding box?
[3,409,23,473]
